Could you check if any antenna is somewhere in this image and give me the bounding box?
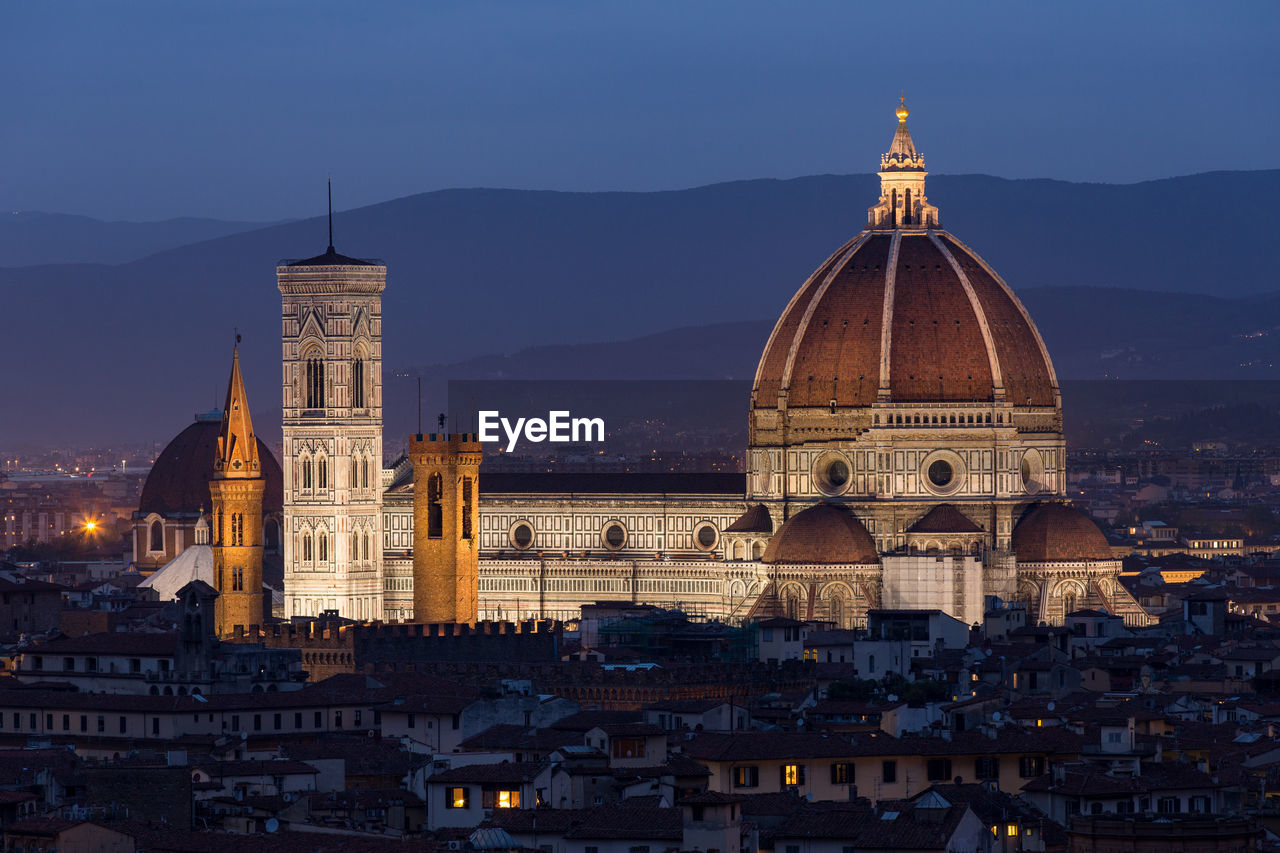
[327,178,334,253]
[417,378,422,434]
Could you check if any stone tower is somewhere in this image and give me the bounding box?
[409,432,481,623]
[278,213,386,622]
[210,345,266,637]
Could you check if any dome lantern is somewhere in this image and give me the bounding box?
[868,96,939,229]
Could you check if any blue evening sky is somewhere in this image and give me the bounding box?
[2,0,1276,220]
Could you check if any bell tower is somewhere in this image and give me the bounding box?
[278,189,386,622]
[409,431,481,624]
[210,343,266,637]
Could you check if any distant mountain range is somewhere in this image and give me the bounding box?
[0,211,282,266]
[3,170,1279,449]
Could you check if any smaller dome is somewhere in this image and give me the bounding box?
[1012,503,1112,562]
[726,504,773,534]
[763,503,879,565]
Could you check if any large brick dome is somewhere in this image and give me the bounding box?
[762,503,879,565]
[752,230,1057,409]
[1012,502,1113,562]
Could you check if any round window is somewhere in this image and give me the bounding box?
[603,523,626,550]
[812,451,853,496]
[510,522,534,550]
[1020,449,1044,495]
[695,523,718,550]
[920,450,966,497]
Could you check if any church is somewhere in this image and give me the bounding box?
[137,101,1151,633]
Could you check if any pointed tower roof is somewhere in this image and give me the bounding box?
[882,95,925,171]
[214,343,261,479]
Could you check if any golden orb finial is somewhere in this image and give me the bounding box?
[896,93,909,122]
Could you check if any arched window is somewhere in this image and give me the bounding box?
[830,597,845,629]
[301,455,312,491]
[318,456,328,490]
[427,473,443,539]
[366,531,374,563]
[351,532,360,563]
[302,533,313,563]
[904,188,912,225]
[149,520,163,552]
[305,356,325,409]
[891,188,898,227]
[351,456,358,490]
[461,477,474,540]
[352,358,366,408]
[361,456,369,489]
[318,532,329,562]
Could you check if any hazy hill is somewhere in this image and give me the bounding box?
[3,170,1280,448]
[0,212,281,266]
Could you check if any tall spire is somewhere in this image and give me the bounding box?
[327,179,334,253]
[867,96,939,229]
[214,339,261,479]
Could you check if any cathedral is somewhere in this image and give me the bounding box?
[138,101,1151,631]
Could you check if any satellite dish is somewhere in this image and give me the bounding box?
[282,792,294,803]
[992,711,1002,722]
[1046,702,1056,711]
[240,731,248,741]
[265,818,279,834]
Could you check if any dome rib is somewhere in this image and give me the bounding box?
[777,232,871,403]
[751,235,861,408]
[938,233,1060,406]
[782,233,891,408]
[876,230,902,398]
[931,232,1004,396]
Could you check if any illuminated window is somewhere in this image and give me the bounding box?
[781,764,805,786]
[1006,825,1018,837]
[483,789,521,809]
[830,762,854,785]
[733,766,759,788]
[446,787,469,809]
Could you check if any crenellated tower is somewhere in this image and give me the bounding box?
[278,198,386,622]
[210,344,266,637]
[409,432,481,624]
